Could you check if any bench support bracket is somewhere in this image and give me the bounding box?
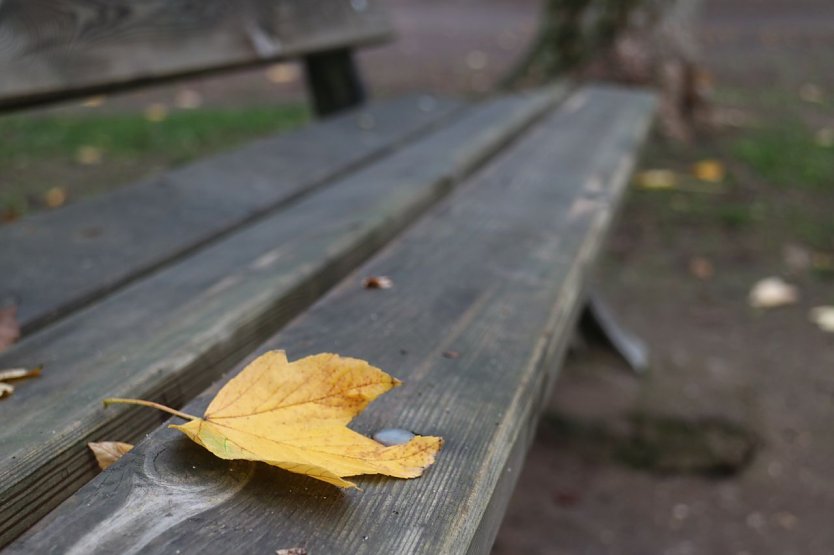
[578,292,649,374]
[304,48,367,117]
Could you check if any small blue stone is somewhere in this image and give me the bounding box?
[373,428,415,446]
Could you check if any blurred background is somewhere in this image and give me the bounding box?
[2,0,833,552]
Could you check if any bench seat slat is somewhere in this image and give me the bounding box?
[9,85,655,554]
[0,94,462,333]
[0,85,568,548]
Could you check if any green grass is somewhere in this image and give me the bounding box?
[0,105,309,217]
[0,105,309,164]
[733,125,834,190]
[624,107,834,270]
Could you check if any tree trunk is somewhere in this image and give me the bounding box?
[503,0,707,142]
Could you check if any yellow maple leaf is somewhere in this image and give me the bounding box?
[104,351,442,488]
[634,169,677,190]
[692,159,725,183]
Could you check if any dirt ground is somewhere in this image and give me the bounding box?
[488,1,834,554]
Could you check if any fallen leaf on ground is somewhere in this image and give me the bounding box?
[711,107,755,129]
[810,307,834,332]
[813,252,834,273]
[43,187,68,209]
[363,276,393,289]
[783,244,812,273]
[144,103,169,122]
[266,64,300,84]
[634,169,677,190]
[88,441,134,470]
[799,83,824,104]
[82,95,106,108]
[816,128,834,148]
[76,145,103,165]
[0,366,42,382]
[689,257,714,280]
[175,89,203,109]
[0,305,20,352]
[0,366,42,400]
[692,159,725,183]
[105,351,442,488]
[749,277,799,308]
[276,548,307,555]
[1,207,21,223]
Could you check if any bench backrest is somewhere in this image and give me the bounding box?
[0,0,391,114]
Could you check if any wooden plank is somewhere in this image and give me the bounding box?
[0,0,392,110]
[8,86,656,554]
[0,85,569,548]
[0,94,463,333]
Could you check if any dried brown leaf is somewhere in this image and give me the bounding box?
[144,103,169,123]
[634,169,677,190]
[689,257,714,280]
[266,63,300,84]
[0,366,42,401]
[363,276,393,289]
[0,366,42,382]
[0,383,13,399]
[88,441,134,470]
[799,83,824,104]
[810,306,834,333]
[0,305,20,352]
[175,89,203,109]
[76,146,104,166]
[82,95,106,108]
[43,187,68,209]
[1,208,21,223]
[816,128,834,148]
[749,277,798,309]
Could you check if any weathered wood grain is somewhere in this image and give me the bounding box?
[0,94,462,333]
[0,85,568,549]
[0,0,391,110]
[9,86,656,554]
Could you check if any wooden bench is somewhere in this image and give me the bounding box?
[0,1,656,552]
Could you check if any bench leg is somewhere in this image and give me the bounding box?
[303,48,367,117]
[578,292,649,374]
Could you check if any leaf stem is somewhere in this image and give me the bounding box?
[103,398,200,421]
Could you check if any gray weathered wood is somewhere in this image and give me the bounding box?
[9,86,656,554]
[0,94,462,333]
[0,85,568,549]
[0,0,391,110]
